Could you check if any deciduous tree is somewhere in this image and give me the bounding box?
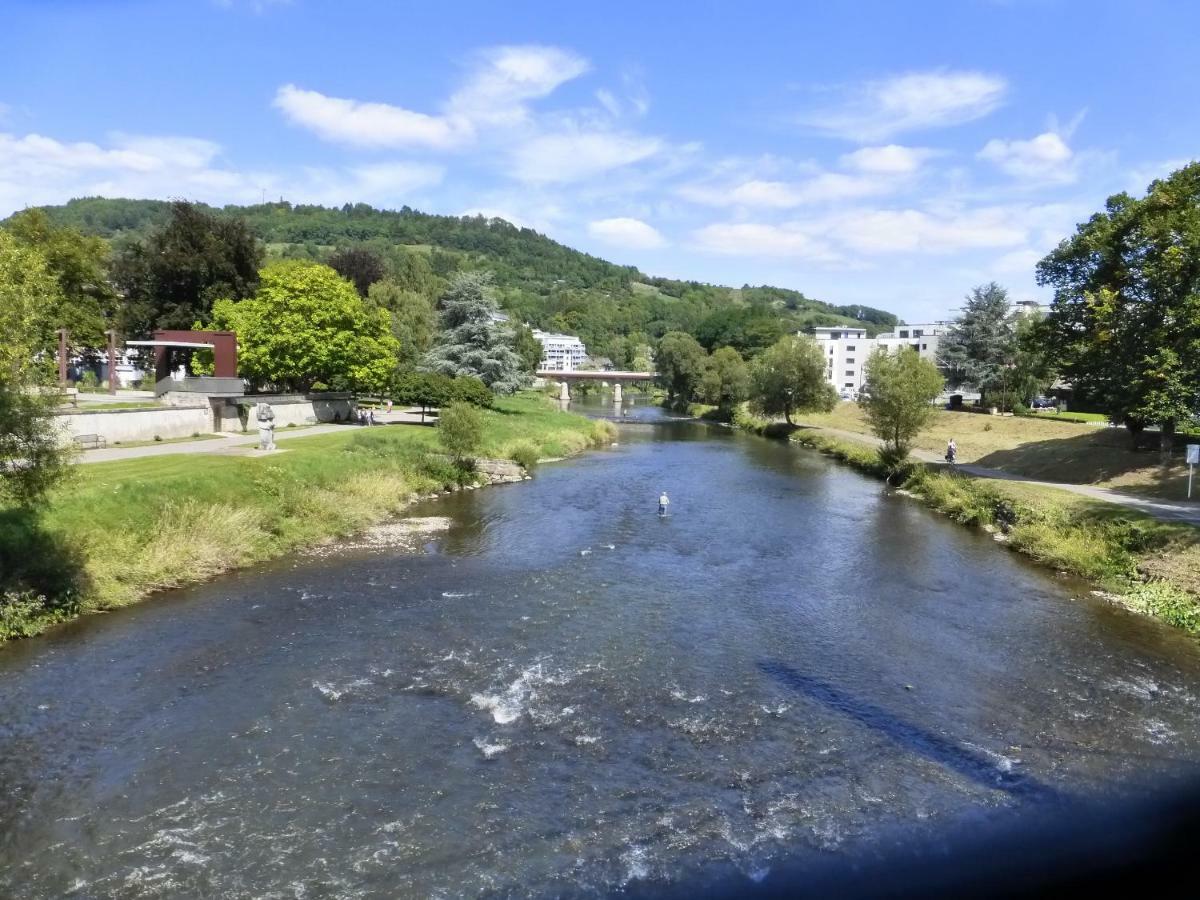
[1037,162,1200,458]
[210,261,398,392]
[655,331,708,405]
[748,335,835,425]
[701,346,750,415]
[0,232,72,506]
[860,348,945,463]
[329,246,386,298]
[113,201,261,336]
[367,280,437,369]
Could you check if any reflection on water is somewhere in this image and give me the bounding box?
[3,408,1200,897]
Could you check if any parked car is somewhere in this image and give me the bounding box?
[1031,396,1057,410]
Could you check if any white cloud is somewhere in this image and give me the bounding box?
[509,130,662,183]
[841,144,936,174]
[679,171,897,209]
[588,216,666,249]
[446,45,589,128]
[274,84,470,150]
[829,207,1027,254]
[595,89,621,117]
[802,70,1007,141]
[978,131,1074,182]
[692,222,839,262]
[274,45,589,150]
[0,129,443,215]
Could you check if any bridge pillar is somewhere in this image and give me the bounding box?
[559,380,571,401]
[613,382,623,404]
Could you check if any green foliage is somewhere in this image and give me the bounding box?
[1037,162,1200,447]
[112,201,262,337]
[748,334,836,425]
[19,198,900,369]
[700,346,750,414]
[210,260,398,392]
[367,279,437,369]
[937,282,1018,401]
[511,322,544,373]
[328,246,386,297]
[860,348,944,460]
[438,402,484,469]
[3,208,118,350]
[424,271,529,393]
[0,232,73,506]
[655,331,708,404]
[507,440,540,471]
[393,371,493,417]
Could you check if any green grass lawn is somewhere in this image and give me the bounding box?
[1,394,614,639]
[108,433,226,449]
[795,403,1199,501]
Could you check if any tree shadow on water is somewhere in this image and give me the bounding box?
[0,506,92,638]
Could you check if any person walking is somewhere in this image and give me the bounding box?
[945,438,957,464]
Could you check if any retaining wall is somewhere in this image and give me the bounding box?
[56,406,214,444]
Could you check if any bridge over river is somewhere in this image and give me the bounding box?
[536,369,657,401]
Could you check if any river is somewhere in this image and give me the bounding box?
[3,401,1200,897]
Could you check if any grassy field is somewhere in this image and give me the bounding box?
[782,427,1200,634]
[794,403,1199,500]
[1,394,615,640]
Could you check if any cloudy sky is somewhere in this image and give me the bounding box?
[3,0,1197,321]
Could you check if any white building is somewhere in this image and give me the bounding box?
[533,330,588,371]
[811,326,871,393]
[807,322,952,393]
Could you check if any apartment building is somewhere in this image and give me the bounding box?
[807,322,952,393]
[532,330,588,371]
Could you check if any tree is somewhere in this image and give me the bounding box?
[210,261,398,392]
[701,346,750,415]
[113,201,261,337]
[438,401,484,479]
[937,283,1017,403]
[655,331,708,405]
[367,280,437,369]
[4,209,117,352]
[329,246,386,298]
[0,232,72,505]
[393,372,492,422]
[511,323,544,373]
[387,246,443,299]
[1037,162,1200,458]
[860,348,945,463]
[748,335,836,425]
[424,272,528,393]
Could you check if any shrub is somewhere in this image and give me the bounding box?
[438,402,483,468]
[507,440,540,471]
[78,370,100,391]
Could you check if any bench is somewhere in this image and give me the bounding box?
[73,433,107,451]
[59,387,79,407]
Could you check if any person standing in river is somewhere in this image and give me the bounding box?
[658,491,670,516]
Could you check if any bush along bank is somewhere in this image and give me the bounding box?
[742,415,1200,637]
[0,394,617,641]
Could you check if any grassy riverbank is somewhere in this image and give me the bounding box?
[0,394,615,641]
[777,424,1200,635]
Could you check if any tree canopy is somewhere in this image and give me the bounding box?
[210,261,397,392]
[861,348,945,463]
[0,232,72,505]
[424,272,528,393]
[748,335,836,424]
[937,283,1017,401]
[1037,162,1200,451]
[655,331,708,404]
[367,280,437,370]
[329,246,386,298]
[113,201,262,337]
[701,346,750,414]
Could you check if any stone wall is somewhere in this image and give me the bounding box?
[217,395,356,433]
[55,406,214,444]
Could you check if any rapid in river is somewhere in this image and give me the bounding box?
[3,401,1200,897]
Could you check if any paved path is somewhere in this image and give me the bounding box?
[79,410,430,465]
[794,423,1200,528]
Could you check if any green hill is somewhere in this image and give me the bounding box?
[25,196,898,364]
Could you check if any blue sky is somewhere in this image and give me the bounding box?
[3,0,1198,321]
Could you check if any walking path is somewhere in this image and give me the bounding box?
[794,423,1200,528]
[78,409,429,465]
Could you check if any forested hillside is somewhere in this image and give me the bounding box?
[23,197,898,365]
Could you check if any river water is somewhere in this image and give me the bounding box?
[3,402,1200,897]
